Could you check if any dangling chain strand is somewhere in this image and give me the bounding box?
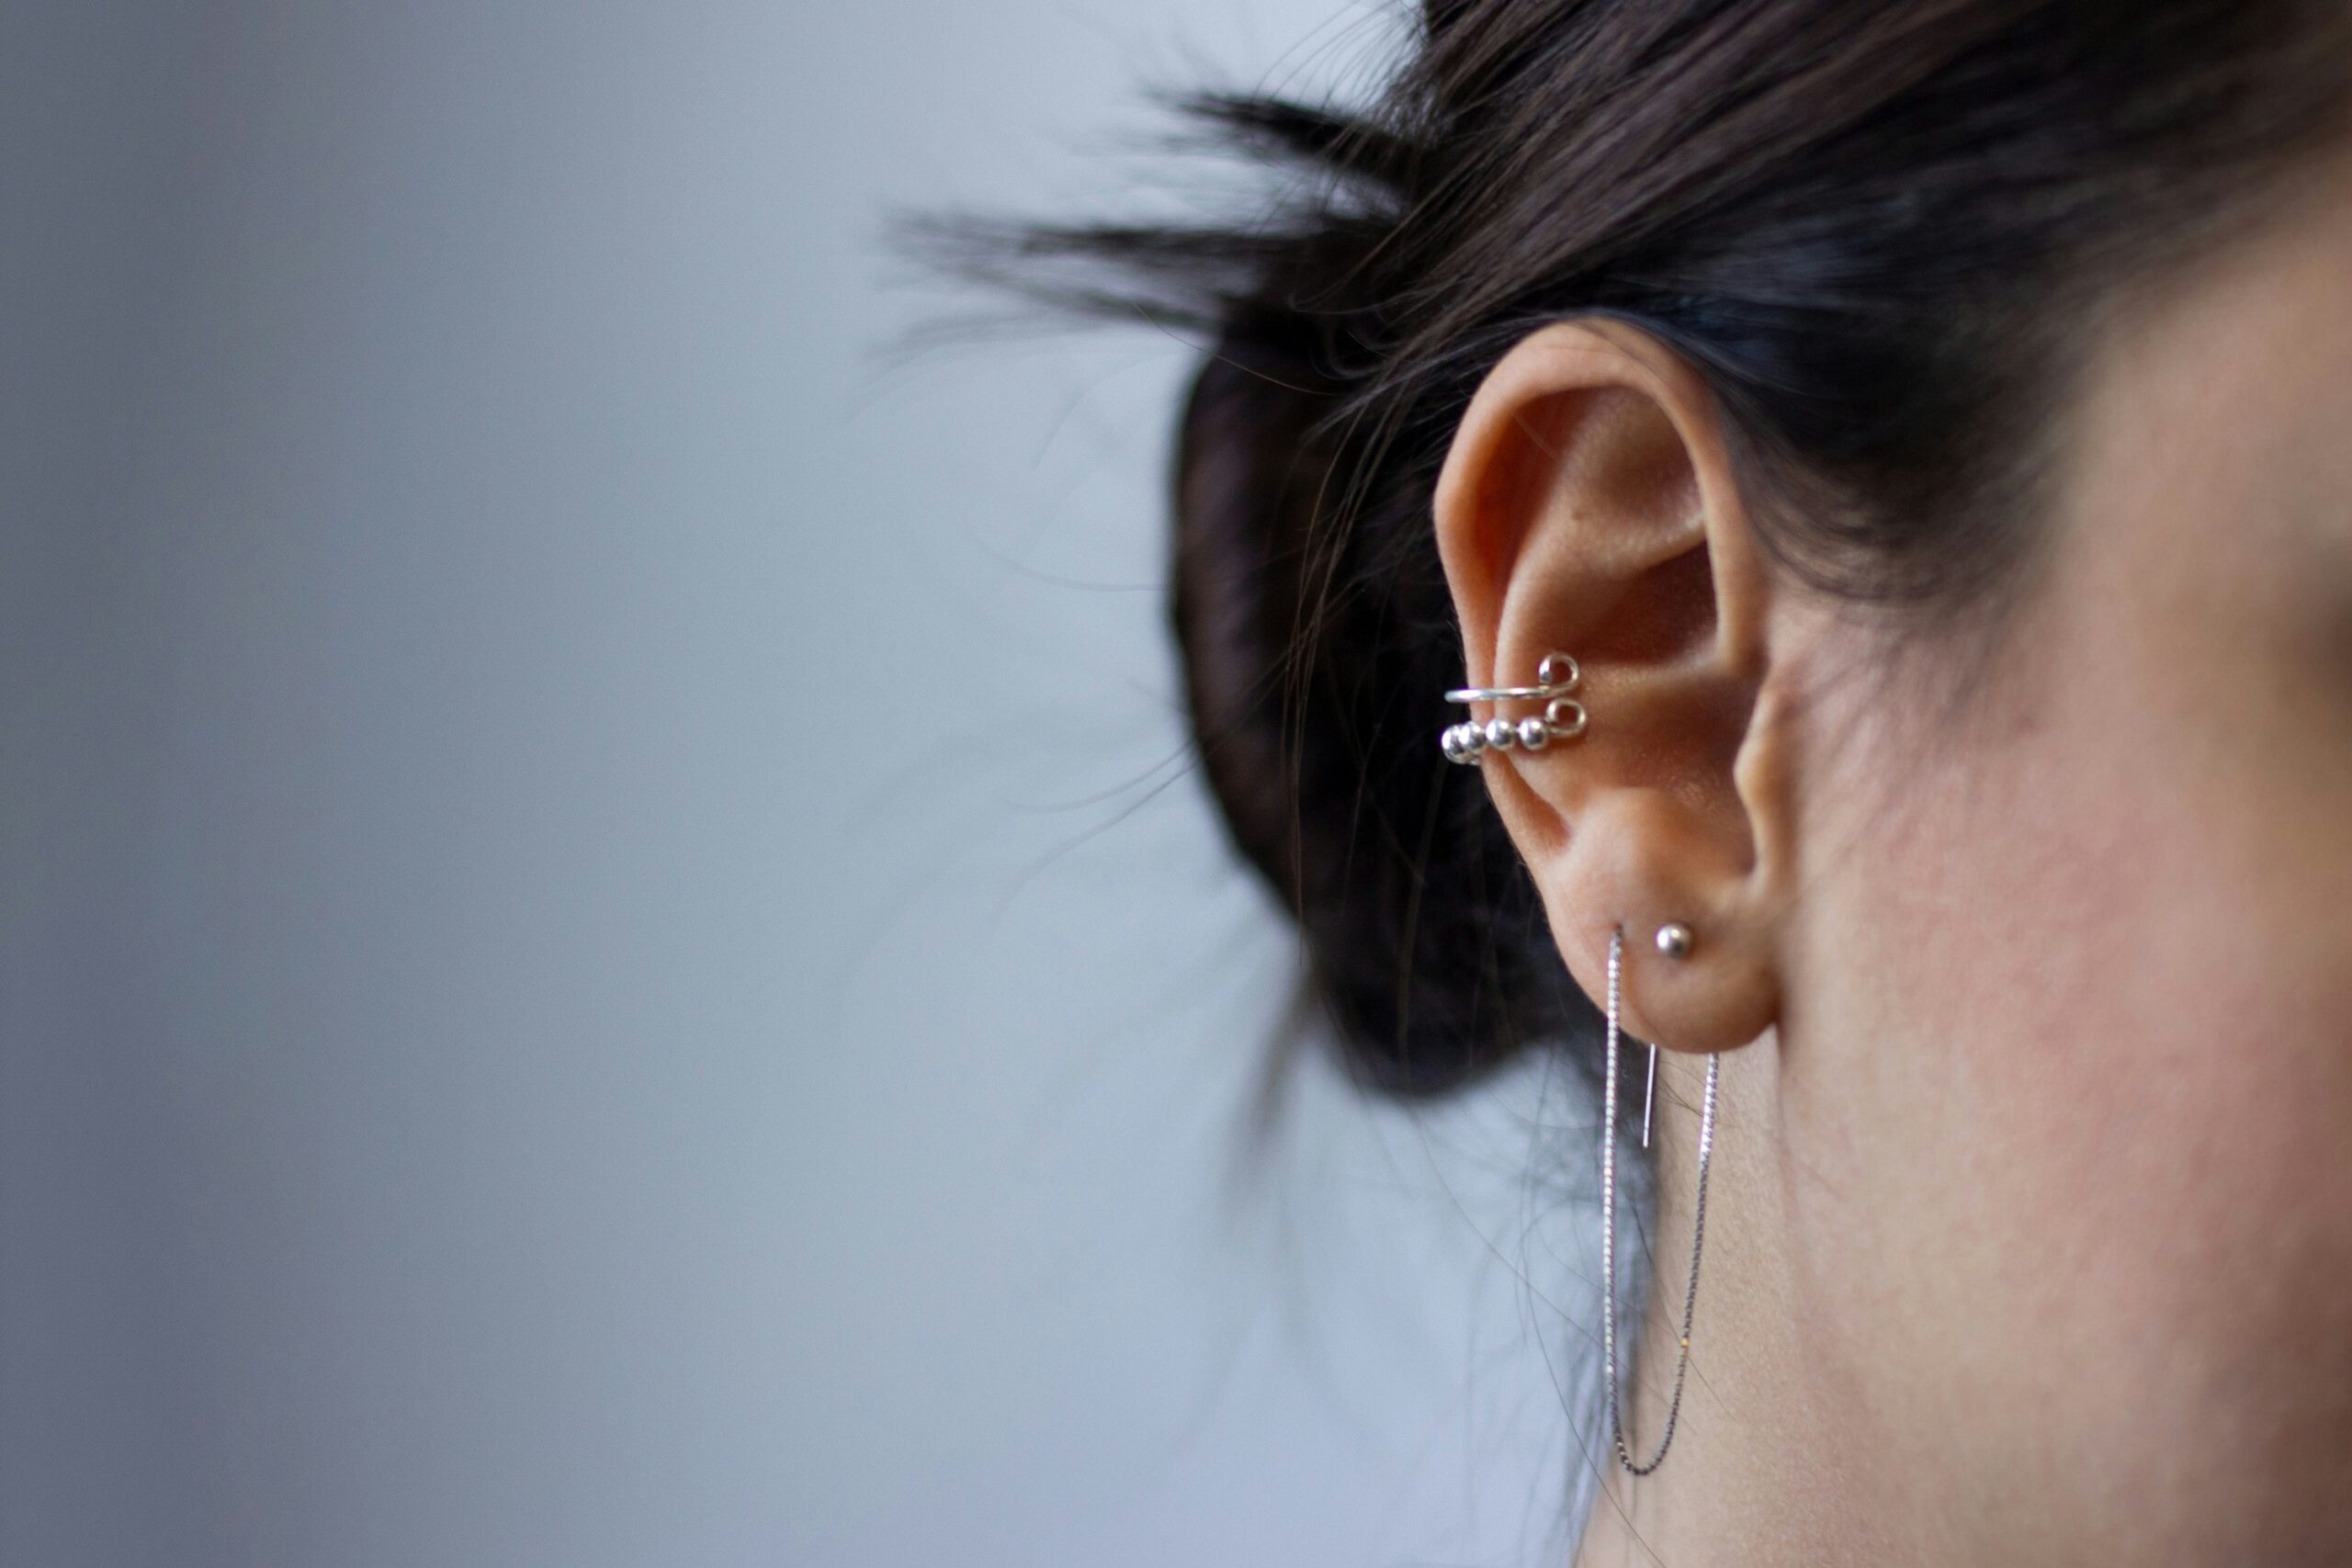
[1601,925,1721,1476]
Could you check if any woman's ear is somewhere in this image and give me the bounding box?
[1435,319,1790,1053]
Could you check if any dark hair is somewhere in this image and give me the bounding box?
[920,0,2351,1097]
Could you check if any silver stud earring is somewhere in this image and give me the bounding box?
[1602,924,1720,1477]
[1643,923,1692,1145]
[1439,652,1588,764]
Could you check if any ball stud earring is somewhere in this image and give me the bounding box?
[1637,922,1694,1145]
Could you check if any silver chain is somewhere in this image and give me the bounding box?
[1600,925,1720,1476]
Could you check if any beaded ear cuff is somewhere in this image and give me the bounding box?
[1439,652,1587,764]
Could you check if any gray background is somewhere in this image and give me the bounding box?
[3,3,1603,1563]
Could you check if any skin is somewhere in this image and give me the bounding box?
[1432,149,2352,1566]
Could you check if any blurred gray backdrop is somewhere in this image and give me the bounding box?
[3,3,1601,1564]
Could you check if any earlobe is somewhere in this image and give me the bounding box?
[1433,319,1787,1053]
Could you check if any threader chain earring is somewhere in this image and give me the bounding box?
[1439,654,1721,1477]
[1603,924,1719,1476]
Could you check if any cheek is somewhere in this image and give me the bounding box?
[1779,175,2352,1518]
[1789,543,2352,1481]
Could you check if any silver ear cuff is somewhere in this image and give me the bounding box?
[1439,652,1588,764]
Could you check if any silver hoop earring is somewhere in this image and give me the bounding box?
[1601,924,1720,1477]
[1440,651,1588,764]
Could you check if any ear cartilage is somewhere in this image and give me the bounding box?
[1439,651,1586,765]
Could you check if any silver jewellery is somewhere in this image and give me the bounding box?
[1601,922,1720,1477]
[1440,652,1588,764]
[1438,647,1719,1475]
[1637,920,1694,1145]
